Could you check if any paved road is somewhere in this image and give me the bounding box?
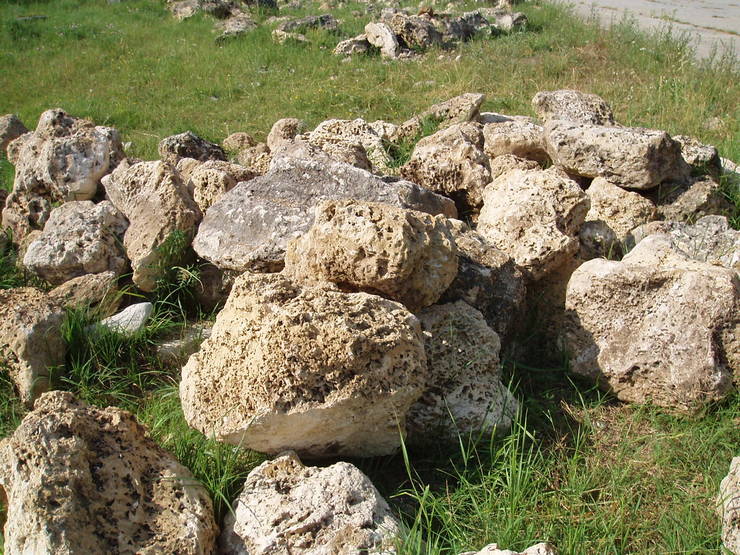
[564,0,740,60]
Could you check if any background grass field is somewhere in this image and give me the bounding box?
[0,0,739,553]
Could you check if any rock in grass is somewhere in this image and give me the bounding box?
[407,301,518,442]
[0,391,218,554]
[673,134,721,177]
[394,93,485,143]
[49,271,121,318]
[192,143,456,272]
[719,457,740,555]
[563,235,739,411]
[266,118,306,152]
[102,160,201,292]
[97,302,154,335]
[459,542,557,555]
[0,288,66,405]
[0,114,28,154]
[532,89,616,126]
[651,176,732,222]
[333,34,371,56]
[284,200,458,312]
[22,200,129,285]
[544,120,688,189]
[477,168,590,282]
[220,452,400,554]
[158,130,226,165]
[180,273,427,458]
[365,21,401,59]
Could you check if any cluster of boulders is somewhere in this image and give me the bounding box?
[1,84,738,552]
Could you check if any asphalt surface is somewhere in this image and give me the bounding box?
[563,0,740,60]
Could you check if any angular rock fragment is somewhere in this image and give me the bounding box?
[532,89,616,126]
[220,452,400,554]
[266,117,306,152]
[193,144,456,272]
[383,11,443,49]
[483,120,549,163]
[544,120,688,189]
[365,21,401,58]
[719,457,740,555]
[222,131,255,153]
[284,200,458,311]
[488,154,540,179]
[215,12,257,43]
[180,273,427,458]
[48,270,121,317]
[182,159,256,211]
[563,236,739,411]
[652,176,732,222]
[0,114,28,154]
[0,391,218,554]
[236,142,271,175]
[395,93,485,143]
[158,130,226,164]
[460,542,557,555]
[478,168,590,281]
[276,13,338,33]
[98,302,154,335]
[308,118,391,173]
[334,34,371,56]
[102,160,201,291]
[22,200,129,285]
[673,134,721,176]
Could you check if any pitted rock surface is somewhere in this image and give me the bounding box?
[408,301,518,442]
[22,200,129,285]
[266,117,307,152]
[563,235,739,411]
[308,118,391,173]
[284,200,458,311]
[181,159,257,211]
[483,120,549,163]
[193,143,456,272]
[488,154,540,180]
[0,391,218,554]
[0,114,28,154]
[477,168,590,281]
[158,130,226,164]
[532,89,616,125]
[220,452,400,554]
[652,176,732,222]
[673,134,721,176]
[103,160,201,291]
[180,272,427,458]
[394,93,485,142]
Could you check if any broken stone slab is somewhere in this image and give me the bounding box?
[483,119,549,164]
[220,452,400,554]
[673,134,721,177]
[158,130,226,165]
[180,272,427,458]
[0,391,218,554]
[193,143,456,272]
[96,302,154,336]
[532,89,616,126]
[283,199,458,312]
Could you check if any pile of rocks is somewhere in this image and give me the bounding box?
[166,0,272,42]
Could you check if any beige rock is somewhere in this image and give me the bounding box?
[563,236,739,411]
[408,302,518,442]
[49,271,121,318]
[5,131,31,165]
[478,168,590,281]
[220,452,400,554]
[395,93,485,142]
[0,288,65,405]
[222,132,255,153]
[284,200,458,311]
[652,176,732,222]
[236,143,271,175]
[271,29,309,45]
[0,114,28,154]
[460,542,557,555]
[365,21,401,58]
[266,117,307,152]
[180,273,427,458]
[185,160,256,212]
[156,322,213,366]
[488,154,540,180]
[312,139,372,171]
[483,120,549,163]
[22,200,129,285]
[333,34,371,56]
[673,134,721,176]
[401,122,491,214]
[383,11,442,49]
[0,391,218,554]
[719,457,740,555]
[544,120,688,189]
[102,160,201,292]
[580,177,656,259]
[308,118,392,174]
[158,130,226,164]
[532,89,616,126]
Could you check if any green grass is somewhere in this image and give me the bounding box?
[0,0,738,552]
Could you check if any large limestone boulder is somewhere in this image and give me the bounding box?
[22,200,129,285]
[544,120,688,189]
[532,89,616,125]
[719,457,740,555]
[158,130,226,164]
[103,160,201,292]
[308,118,391,173]
[652,176,732,222]
[408,302,518,442]
[401,121,491,215]
[180,273,428,458]
[563,235,739,411]
[0,288,66,405]
[627,215,739,271]
[0,114,28,154]
[2,109,124,242]
[439,220,526,341]
[579,177,656,259]
[193,143,456,272]
[0,391,218,554]
[284,200,458,312]
[483,120,549,163]
[477,168,590,281]
[220,452,400,554]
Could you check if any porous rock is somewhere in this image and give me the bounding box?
[383,11,442,49]
[0,391,218,554]
[284,199,458,311]
[365,21,401,58]
[673,134,721,176]
[483,120,549,163]
[266,117,306,152]
[401,121,491,214]
[308,118,391,173]
[184,160,256,211]
[276,13,338,33]
[544,120,688,189]
[0,114,28,154]
[395,93,485,143]
[0,288,66,405]
[220,452,400,554]
[719,457,740,555]
[49,270,121,318]
[236,143,272,175]
[532,89,616,126]
[222,132,255,153]
[408,301,518,442]
[488,154,540,179]
[102,160,201,292]
[563,235,739,411]
[158,131,226,164]
[22,200,128,285]
[180,272,427,458]
[333,34,371,56]
[478,168,590,281]
[652,176,732,222]
[193,143,456,272]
